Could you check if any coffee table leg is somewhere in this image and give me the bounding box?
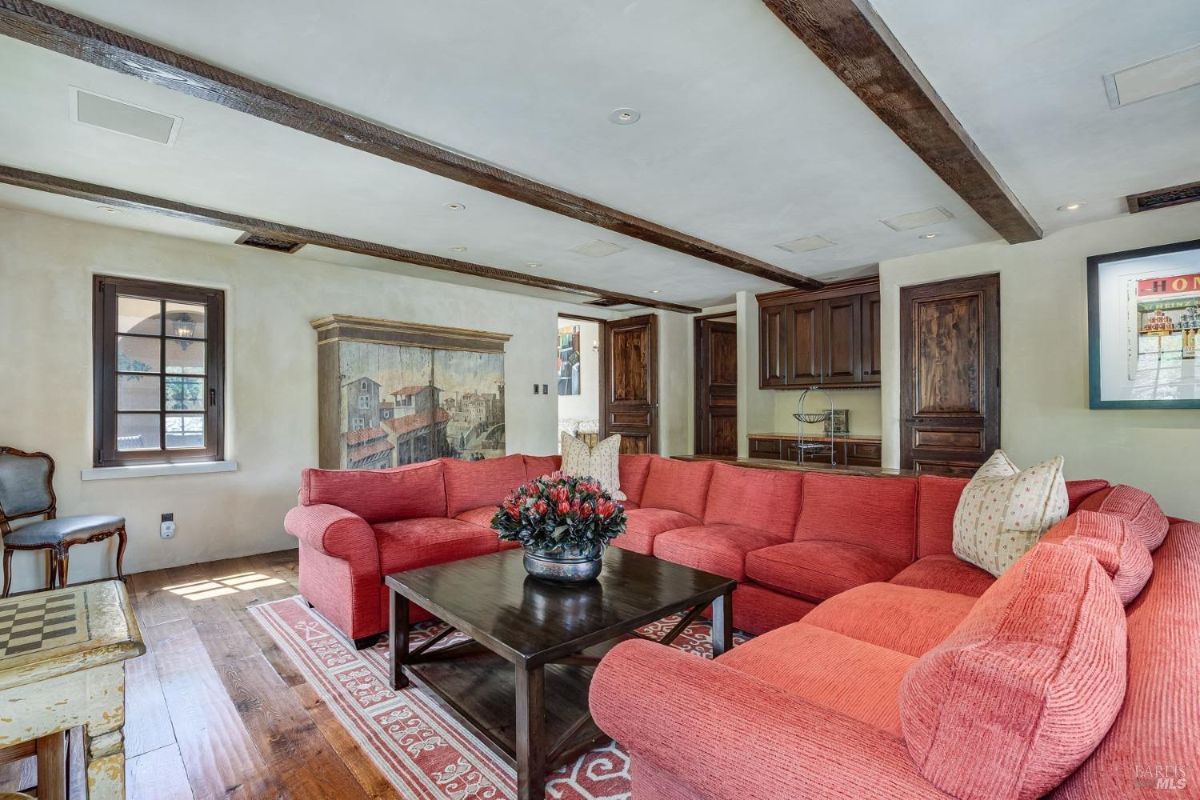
[389,591,410,689]
[711,588,734,657]
[514,663,546,800]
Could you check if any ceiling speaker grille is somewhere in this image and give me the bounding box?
[235,232,304,253]
[1126,181,1200,214]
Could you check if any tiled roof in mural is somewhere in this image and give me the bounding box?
[383,409,451,437]
[343,425,389,445]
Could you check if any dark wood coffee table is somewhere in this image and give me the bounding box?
[384,547,735,800]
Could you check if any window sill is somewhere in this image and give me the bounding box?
[81,460,239,481]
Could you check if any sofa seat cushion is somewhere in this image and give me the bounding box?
[441,454,529,518]
[889,554,995,597]
[653,524,791,582]
[611,508,699,555]
[803,583,976,657]
[455,505,498,529]
[375,517,500,574]
[1078,484,1169,551]
[1042,510,1152,604]
[901,542,1127,800]
[745,540,908,603]
[717,622,915,736]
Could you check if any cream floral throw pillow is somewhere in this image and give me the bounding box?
[952,450,1069,577]
[560,432,625,501]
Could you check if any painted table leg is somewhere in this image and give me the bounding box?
[711,588,734,657]
[514,663,546,800]
[85,727,124,799]
[389,591,410,690]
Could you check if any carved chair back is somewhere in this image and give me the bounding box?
[0,448,56,534]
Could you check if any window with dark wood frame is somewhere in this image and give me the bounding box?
[93,275,225,467]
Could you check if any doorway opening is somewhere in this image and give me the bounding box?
[557,315,601,450]
[694,314,738,456]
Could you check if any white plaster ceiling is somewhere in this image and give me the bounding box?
[0,0,1195,307]
[870,0,1200,232]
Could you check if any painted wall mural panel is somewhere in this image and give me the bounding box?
[311,316,510,468]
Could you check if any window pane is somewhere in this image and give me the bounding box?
[117,296,162,335]
[166,302,206,339]
[117,414,161,450]
[166,339,205,375]
[117,336,160,373]
[118,375,160,411]
[165,377,205,411]
[165,414,205,449]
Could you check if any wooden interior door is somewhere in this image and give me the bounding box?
[900,274,1001,476]
[601,314,658,454]
[695,318,738,455]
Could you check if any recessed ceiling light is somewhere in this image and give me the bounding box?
[919,233,938,240]
[608,107,641,125]
[650,290,661,294]
[449,246,468,252]
[526,262,541,268]
[1057,201,1087,212]
[445,202,466,211]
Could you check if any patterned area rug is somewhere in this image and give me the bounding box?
[249,596,748,800]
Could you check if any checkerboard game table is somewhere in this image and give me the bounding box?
[0,580,144,799]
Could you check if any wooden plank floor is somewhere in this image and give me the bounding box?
[0,550,399,800]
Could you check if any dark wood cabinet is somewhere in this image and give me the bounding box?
[758,278,880,389]
[748,435,881,468]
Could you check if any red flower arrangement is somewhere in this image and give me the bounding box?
[491,471,627,554]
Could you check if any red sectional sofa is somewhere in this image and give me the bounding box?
[284,452,1111,642]
[591,483,1199,800]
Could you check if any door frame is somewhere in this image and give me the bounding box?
[693,312,738,455]
[556,313,606,426]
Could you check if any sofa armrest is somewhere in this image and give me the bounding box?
[590,640,949,800]
[284,504,380,574]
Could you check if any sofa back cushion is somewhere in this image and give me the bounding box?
[1066,479,1110,512]
[1051,521,1200,799]
[901,543,1127,800]
[704,463,804,538]
[522,454,561,481]
[617,454,656,506]
[916,475,969,558]
[1042,511,1152,605]
[639,458,714,518]
[1078,484,1169,551]
[441,454,529,517]
[795,474,917,563]
[299,461,446,523]
[918,477,1112,559]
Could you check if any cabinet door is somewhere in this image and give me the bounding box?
[759,305,789,388]
[860,291,882,383]
[749,437,783,459]
[786,301,824,385]
[823,295,862,384]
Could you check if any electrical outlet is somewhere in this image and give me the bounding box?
[160,512,176,539]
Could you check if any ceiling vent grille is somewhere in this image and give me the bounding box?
[235,232,304,253]
[70,88,180,145]
[1126,181,1200,214]
[585,297,626,307]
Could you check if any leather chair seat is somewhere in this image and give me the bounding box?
[5,515,124,546]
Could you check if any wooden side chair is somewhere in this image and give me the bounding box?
[0,447,127,598]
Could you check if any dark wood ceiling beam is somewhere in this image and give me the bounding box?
[763,0,1042,244]
[0,0,822,290]
[0,165,700,313]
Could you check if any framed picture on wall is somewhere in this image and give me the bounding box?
[1088,237,1200,408]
